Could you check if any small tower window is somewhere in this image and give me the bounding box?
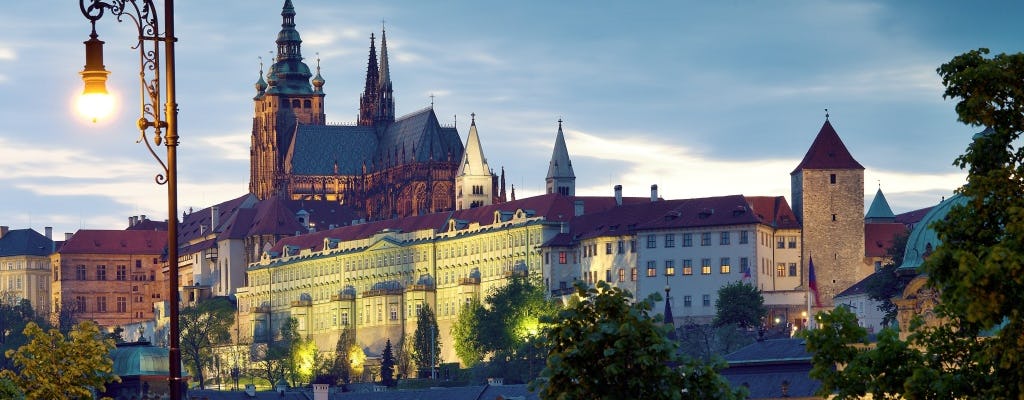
[304,100,312,108]
[832,214,837,221]
[830,174,837,184]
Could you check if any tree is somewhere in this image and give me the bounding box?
[712,281,766,329]
[803,49,1024,398]
[326,327,355,385]
[451,298,485,367]
[180,297,235,389]
[395,335,413,380]
[477,276,557,357]
[380,338,395,387]
[533,281,742,400]
[413,304,440,377]
[0,295,48,371]
[1,321,118,399]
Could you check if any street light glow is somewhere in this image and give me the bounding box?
[76,91,115,123]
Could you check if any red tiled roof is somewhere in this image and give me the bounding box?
[249,196,308,236]
[59,230,167,255]
[791,120,864,173]
[179,193,254,242]
[745,196,801,229]
[864,222,907,258]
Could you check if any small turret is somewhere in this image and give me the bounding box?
[312,55,325,93]
[545,119,576,196]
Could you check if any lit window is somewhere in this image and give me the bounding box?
[646,261,656,277]
[682,259,693,275]
[559,251,567,264]
[665,260,676,276]
[631,268,637,281]
[618,268,625,282]
[776,264,786,277]
[701,259,711,275]
[720,258,731,274]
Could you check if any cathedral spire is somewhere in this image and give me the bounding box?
[546,119,576,196]
[456,113,493,209]
[265,0,312,95]
[358,33,379,126]
[375,25,395,125]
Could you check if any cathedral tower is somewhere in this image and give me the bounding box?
[374,28,396,126]
[455,114,493,209]
[546,119,576,196]
[250,0,326,200]
[791,116,865,308]
[357,33,378,126]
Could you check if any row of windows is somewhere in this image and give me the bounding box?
[71,296,129,313]
[71,265,135,281]
[644,257,747,276]
[646,231,751,249]
[678,294,713,308]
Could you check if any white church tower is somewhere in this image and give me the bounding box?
[455,113,493,209]
[546,119,576,196]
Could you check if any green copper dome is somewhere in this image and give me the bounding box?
[898,194,968,273]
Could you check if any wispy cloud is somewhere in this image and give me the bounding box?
[0,47,14,60]
[199,134,250,161]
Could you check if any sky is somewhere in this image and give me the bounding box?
[1,1,1021,238]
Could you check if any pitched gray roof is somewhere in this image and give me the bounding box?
[0,228,54,256]
[287,124,378,175]
[546,121,575,180]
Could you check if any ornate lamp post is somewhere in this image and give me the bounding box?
[77,1,182,398]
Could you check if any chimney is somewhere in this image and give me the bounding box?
[128,216,135,227]
[211,205,220,232]
[65,232,74,241]
[651,184,659,202]
[140,214,147,222]
[45,227,53,239]
[614,185,622,206]
[312,384,329,400]
[574,200,585,217]
[0,226,7,239]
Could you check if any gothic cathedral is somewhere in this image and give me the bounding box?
[249,0,504,221]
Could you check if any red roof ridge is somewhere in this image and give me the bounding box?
[791,120,864,173]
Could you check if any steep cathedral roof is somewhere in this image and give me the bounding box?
[457,116,490,176]
[791,119,864,173]
[286,108,462,175]
[546,120,575,180]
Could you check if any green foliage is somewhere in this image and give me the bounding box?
[380,338,396,387]
[0,295,48,371]
[0,377,23,399]
[1,321,119,399]
[180,297,236,389]
[451,298,485,367]
[713,281,766,329]
[478,276,557,357]
[326,328,355,384]
[413,304,440,377]
[395,335,413,379]
[534,281,742,400]
[802,49,1024,399]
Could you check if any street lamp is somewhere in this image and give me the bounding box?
[78,1,182,399]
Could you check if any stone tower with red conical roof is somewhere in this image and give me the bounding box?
[791,116,865,308]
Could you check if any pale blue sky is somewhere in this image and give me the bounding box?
[1,1,1019,236]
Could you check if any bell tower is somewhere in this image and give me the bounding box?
[545,119,576,196]
[791,114,865,308]
[249,0,326,199]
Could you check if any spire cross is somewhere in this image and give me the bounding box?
[825,108,830,121]
[430,93,435,108]
[471,112,476,124]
